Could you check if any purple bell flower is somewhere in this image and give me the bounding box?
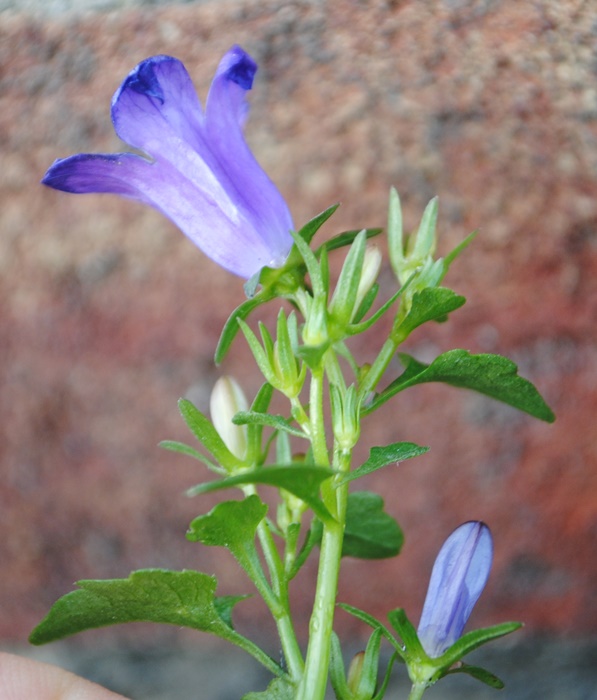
[42,46,294,279]
[417,521,493,658]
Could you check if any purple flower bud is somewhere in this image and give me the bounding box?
[417,521,493,658]
[42,47,294,279]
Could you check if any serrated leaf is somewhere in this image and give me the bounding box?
[367,349,555,422]
[233,411,307,439]
[187,496,276,607]
[187,466,335,523]
[187,495,267,554]
[338,442,429,485]
[242,676,296,699]
[214,595,250,629]
[312,492,403,559]
[342,492,403,559]
[437,621,522,669]
[394,287,466,342]
[445,663,505,689]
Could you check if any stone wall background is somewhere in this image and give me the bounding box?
[1,0,596,688]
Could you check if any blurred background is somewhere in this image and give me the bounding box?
[1,0,596,697]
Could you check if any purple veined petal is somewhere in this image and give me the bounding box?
[42,151,284,278]
[42,47,295,279]
[417,521,493,658]
[204,46,294,266]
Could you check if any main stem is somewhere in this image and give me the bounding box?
[296,365,350,700]
[408,681,428,700]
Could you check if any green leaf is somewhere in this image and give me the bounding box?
[233,411,307,439]
[338,442,429,485]
[366,349,555,422]
[215,292,274,365]
[242,676,296,700]
[187,466,335,523]
[445,663,505,689]
[187,496,267,556]
[394,287,466,343]
[311,492,403,559]
[437,621,522,669]
[342,492,403,559]
[178,398,243,471]
[29,569,281,675]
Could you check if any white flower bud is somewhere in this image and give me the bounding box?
[210,376,248,460]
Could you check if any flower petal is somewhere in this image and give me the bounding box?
[205,46,294,265]
[42,152,154,201]
[418,521,493,658]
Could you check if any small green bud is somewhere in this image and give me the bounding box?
[209,376,248,460]
[330,384,361,452]
[352,246,382,321]
[302,293,329,348]
[272,309,305,399]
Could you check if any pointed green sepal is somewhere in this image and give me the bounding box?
[337,603,405,661]
[215,291,274,365]
[436,621,523,670]
[233,411,307,439]
[387,608,427,659]
[158,440,222,472]
[445,663,505,689]
[318,227,382,256]
[178,398,244,471]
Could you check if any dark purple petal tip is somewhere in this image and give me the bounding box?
[225,47,257,90]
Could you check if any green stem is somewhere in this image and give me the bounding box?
[408,681,428,700]
[357,336,398,403]
[243,485,304,680]
[257,520,304,681]
[297,363,351,700]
